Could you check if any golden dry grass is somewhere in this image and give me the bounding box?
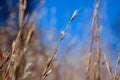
[0,0,119,80]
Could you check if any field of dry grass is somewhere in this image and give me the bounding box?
[0,0,120,80]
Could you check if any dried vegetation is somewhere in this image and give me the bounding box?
[0,0,119,80]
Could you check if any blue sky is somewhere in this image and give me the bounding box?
[35,0,120,64]
[38,0,120,42]
[37,0,120,44]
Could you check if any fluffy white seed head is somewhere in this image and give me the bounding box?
[70,9,79,23]
[24,62,32,73]
[46,69,52,75]
[11,54,16,62]
[60,31,65,41]
[23,71,32,79]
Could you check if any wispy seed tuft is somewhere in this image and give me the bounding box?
[60,31,65,41]
[69,9,79,23]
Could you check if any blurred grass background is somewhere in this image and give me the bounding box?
[0,0,120,80]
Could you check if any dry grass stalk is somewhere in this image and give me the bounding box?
[113,56,120,80]
[40,31,64,80]
[86,8,95,80]
[3,29,23,80]
[0,0,47,80]
[94,0,101,80]
[19,0,27,29]
[25,24,35,46]
[40,10,78,80]
[22,62,32,79]
[86,0,100,80]
[103,53,113,79]
[2,0,36,80]
[3,24,35,80]
[92,56,97,80]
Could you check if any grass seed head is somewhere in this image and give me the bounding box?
[69,9,79,23]
[24,62,32,73]
[60,31,65,41]
[23,71,32,79]
[46,69,52,76]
